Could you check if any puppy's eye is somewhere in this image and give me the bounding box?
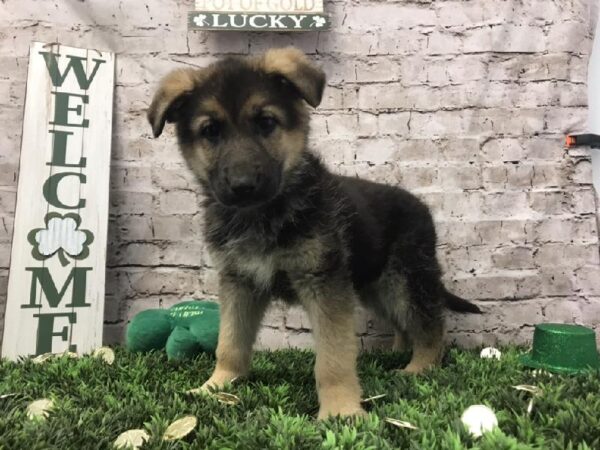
[256,115,277,136]
[200,121,221,142]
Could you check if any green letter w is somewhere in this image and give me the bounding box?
[39,51,106,89]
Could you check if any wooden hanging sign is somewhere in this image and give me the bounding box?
[189,0,329,31]
[1,42,115,359]
[195,0,324,12]
[188,12,329,31]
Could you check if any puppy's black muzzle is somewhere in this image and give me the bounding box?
[225,163,264,204]
[213,152,281,208]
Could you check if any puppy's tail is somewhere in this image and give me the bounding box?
[444,289,482,314]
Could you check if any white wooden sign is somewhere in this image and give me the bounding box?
[195,0,324,12]
[1,42,115,359]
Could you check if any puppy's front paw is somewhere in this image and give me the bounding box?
[317,401,366,420]
[399,361,435,375]
[201,369,240,392]
[199,379,219,393]
[316,381,365,420]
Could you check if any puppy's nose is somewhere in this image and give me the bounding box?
[225,165,262,201]
[229,174,258,198]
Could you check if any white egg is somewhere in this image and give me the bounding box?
[480,347,502,360]
[461,404,498,437]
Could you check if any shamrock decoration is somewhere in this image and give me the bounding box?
[28,213,94,266]
[193,14,208,27]
[311,16,327,28]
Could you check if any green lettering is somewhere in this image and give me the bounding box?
[24,267,91,309]
[39,51,106,89]
[33,312,77,355]
[42,172,86,209]
[50,92,89,128]
[47,130,86,168]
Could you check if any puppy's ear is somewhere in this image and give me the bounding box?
[147,68,203,138]
[262,47,326,108]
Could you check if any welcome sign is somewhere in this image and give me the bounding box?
[1,43,115,359]
[189,0,329,31]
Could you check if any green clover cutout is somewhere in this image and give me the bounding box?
[27,213,94,267]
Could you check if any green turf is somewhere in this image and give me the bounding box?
[1,347,599,449]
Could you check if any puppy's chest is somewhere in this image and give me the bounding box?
[232,251,276,287]
[212,237,326,288]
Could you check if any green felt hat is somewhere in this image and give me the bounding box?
[520,323,600,374]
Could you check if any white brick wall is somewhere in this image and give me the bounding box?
[1,0,599,352]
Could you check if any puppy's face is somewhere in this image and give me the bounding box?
[148,48,325,208]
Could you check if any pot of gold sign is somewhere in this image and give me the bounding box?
[195,0,323,12]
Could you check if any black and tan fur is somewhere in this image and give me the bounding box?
[148,48,481,419]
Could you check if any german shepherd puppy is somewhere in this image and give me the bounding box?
[148,48,481,419]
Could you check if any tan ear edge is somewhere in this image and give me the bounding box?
[262,47,326,108]
[147,68,201,138]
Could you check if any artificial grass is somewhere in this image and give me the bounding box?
[0,347,599,449]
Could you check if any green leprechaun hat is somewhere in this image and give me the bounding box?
[520,323,600,374]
